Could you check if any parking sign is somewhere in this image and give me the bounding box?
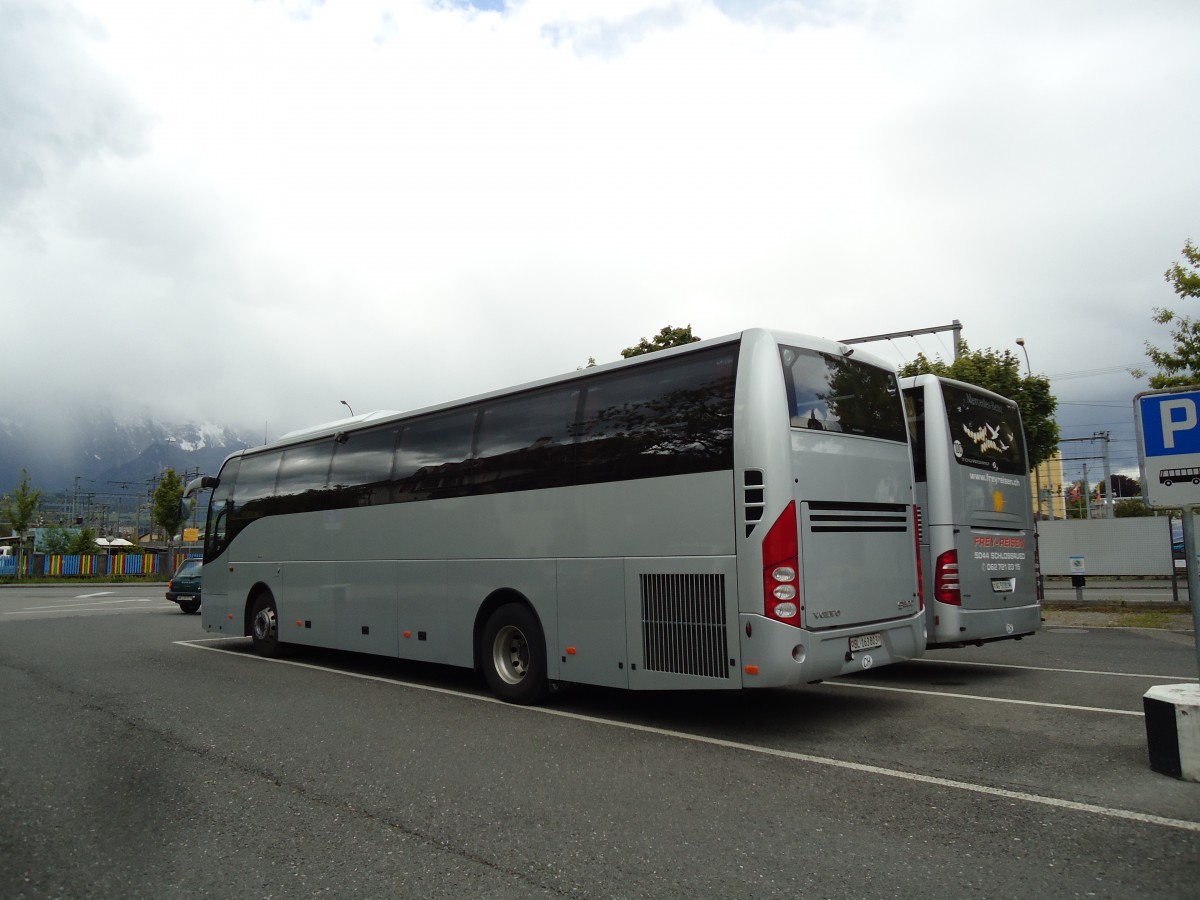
[1135,387,1200,509]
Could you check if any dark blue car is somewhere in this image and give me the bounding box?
[166,558,202,614]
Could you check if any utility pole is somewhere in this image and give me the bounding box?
[1095,431,1113,519]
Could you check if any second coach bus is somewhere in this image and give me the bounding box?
[188,328,926,702]
[902,374,1040,648]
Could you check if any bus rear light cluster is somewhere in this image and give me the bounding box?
[762,502,802,626]
[934,549,961,605]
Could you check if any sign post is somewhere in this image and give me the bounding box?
[1134,387,1200,780]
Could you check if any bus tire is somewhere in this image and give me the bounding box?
[481,603,548,705]
[250,591,285,658]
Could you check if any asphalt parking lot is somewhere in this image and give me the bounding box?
[0,583,1197,898]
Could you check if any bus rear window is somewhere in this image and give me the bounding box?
[780,346,906,443]
[942,383,1027,475]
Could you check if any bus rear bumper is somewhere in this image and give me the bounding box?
[926,601,1041,648]
[737,610,926,688]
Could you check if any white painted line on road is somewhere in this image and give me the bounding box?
[14,599,158,611]
[823,680,1142,716]
[75,592,115,599]
[914,657,1199,682]
[175,638,1200,835]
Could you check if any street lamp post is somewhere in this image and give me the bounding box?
[340,400,355,417]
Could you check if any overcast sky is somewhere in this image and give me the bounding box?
[3,0,1198,486]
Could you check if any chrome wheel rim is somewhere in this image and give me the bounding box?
[491,624,529,685]
[253,605,277,643]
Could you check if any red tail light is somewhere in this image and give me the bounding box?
[913,505,924,610]
[934,549,961,605]
[762,501,802,627]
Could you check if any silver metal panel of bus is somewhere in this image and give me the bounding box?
[733,331,925,686]
[905,374,1040,647]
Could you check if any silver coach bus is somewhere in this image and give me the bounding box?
[187,329,926,702]
[901,374,1040,648]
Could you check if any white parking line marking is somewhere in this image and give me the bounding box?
[823,680,1142,716]
[914,657,1199,682]
[75,592,116,599]
[176,638,1200,835]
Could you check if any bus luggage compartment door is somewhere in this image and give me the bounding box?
[799,501,920,626]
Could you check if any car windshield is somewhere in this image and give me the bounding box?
[176,560,202,577]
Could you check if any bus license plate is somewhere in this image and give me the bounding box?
[849,632,882,653]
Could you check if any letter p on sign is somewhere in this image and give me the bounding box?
[1161,398,1198,449]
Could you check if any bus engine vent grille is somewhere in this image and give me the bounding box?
[639,574,729,679]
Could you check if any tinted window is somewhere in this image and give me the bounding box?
[229,452,282,539]
[394,410,478,502]
[329,427,400,507]
[781,346,906,442]
[942,383,1027,475]
[575,346,737,483]
[204,457,239,562]
[903,388,928,482]
[472,386,581,493]
[275,441,336,513]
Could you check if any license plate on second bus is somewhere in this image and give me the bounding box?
[849,632,882,653]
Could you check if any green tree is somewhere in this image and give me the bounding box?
[899,344,1060,467]
[1142,239,1200,387]
[1114,498,1155,518]
[621,325,701,359]
[69,526,98,555]
[152,469,186,545]
[41,526,72,554]
[0,469,42,578]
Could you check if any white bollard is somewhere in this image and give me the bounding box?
[1143,683,1200,781]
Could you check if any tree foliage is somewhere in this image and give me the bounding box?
[1142,239,1200,388]
[0,469,42,536]
[152,469,186,542]
[1093,473,1140,500]
[1114,498,1156,518]
[621,325,701,358]
[898,344,1060,468]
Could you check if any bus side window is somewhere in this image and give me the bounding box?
[276,440,336,514]
[328,427,399,507]
[206,456,240,560]
[393,410,477,502]
[228,452,282,541]
[575,349,736,484]
[904,389,927,482]
[472,386,580,494]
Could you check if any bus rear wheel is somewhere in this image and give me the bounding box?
[481,603,548,705]
[250,591,285,658]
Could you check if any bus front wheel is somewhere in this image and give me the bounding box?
[481,603,548,705]
[250,592,285,658]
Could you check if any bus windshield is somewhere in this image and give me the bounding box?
[941,382,1027,476]
[779,345,907,442]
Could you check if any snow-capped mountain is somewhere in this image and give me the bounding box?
[0,409,252,493]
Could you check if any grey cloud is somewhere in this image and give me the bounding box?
[0,0,151,226]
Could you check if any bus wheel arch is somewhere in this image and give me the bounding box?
[475,591,549,705]
[246,585,286,658]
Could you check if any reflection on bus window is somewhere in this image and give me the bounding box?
[779,346,906,442]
